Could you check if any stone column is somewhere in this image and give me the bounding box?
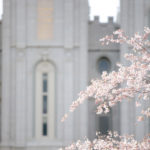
[120,0,147,139]
[1,0,11,145]
[78,0,88,138]
[15,50,27,145]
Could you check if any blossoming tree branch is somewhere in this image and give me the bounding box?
[61,28,150,149]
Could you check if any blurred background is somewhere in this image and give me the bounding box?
[0,0,149,150]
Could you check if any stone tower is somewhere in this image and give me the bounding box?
[120,0,150,140]
[88,16,120,139]
[1,0,89,149]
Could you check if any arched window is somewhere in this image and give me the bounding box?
[35,61,55,139]
[97,57,111,73]
[97,57,111,134]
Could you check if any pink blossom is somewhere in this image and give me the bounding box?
[61,28,150,149]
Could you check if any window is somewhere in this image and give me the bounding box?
[97,57,111,134]
[98,116,109,134]
[98,57,111,73]
[35,61,55,139]
[43,73,48,93]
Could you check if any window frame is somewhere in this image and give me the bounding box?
[35,61,55,139]
[97,57,111,74]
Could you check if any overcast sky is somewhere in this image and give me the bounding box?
[89,0,120,22]
[0,0,120,22]
[0,0,2,19]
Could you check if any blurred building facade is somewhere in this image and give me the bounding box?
[0,0,149,150]
[88,16,120,139]
[120,0,150,141]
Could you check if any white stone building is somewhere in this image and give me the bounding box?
[120,0,150,140]
[0,0,149,150]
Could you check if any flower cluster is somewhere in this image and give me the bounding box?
[61,28,150,149]
[60,132,150,150]
[62,27,150,121]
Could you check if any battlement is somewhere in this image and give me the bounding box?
[90,15,115,24]
[88,16,120,50]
